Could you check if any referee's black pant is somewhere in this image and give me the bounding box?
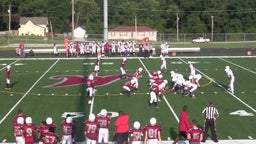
[202,119,218,141]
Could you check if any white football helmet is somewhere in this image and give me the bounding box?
[46,117,53,125]
[138,67,143,72]
[158,74,163,79]
[170,71,175,77]
[163,80,168,84]
[88,113,96,122]
[157,70,161,75]
[25,117,32,124]
[6,65,11,69]
[100,109,107,116]
[88,74,94,80]
[189,75,193,80]
[123,58,127,61]
[133,121,140,129]
[17,117,24,125]
[131,79,136,84]
[160,55,163,58]
[225,66,230,72]
[150,117,157,125]
[66,117,73,124]
[188,61,192,64]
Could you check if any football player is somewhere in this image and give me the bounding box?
[225,66,235,94]
[38,121,49,144]
[22,117,37,144]
[160,55,167,72]
[96,109,111,144]
[86,74,95,104]
[46,117,57,133]
[182,80,198,99]
[132,67,143,90]
[149,70,162,86]
[94,56,101,76]
[61,117,75,144]
[170,71,185,94]
[13,117,25,144]
[122,79,136,95]
[84,113,100,144]
[120,58,127,79]
[144,117,162,144]
[5,65,11,90]
[129,121,144,144]
[189,74,202,88]
[43,127,59,144]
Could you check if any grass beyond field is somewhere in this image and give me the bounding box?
[0,56,256,143]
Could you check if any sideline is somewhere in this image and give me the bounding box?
[0,59,60,124]
[179,58,256,113]
[137,57,179,122]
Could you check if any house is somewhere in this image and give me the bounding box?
[74,27,88,41]
[18,17,48,36]
[108,26,157,41]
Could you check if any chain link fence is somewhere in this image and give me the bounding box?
[157,33,256,42]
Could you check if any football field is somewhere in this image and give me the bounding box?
[0,56,256,144]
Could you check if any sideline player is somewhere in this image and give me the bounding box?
[96,109,111,144]
[224,66,235,94]
[61,117,75,144]
[23,117,37,144]
[84,113,100,144]
[144,117,162,144]
[13,117,25,144]
[129,121,144,144]
[187,120,203,144]
[5,65,11,90]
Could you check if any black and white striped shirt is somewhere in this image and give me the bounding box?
[202,106,219,119]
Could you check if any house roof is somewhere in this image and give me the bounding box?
[109,26,157,32]
[20,17,48,25]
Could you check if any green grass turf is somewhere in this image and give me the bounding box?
[0,56,256,142]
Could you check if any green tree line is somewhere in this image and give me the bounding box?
[1,0,256,34]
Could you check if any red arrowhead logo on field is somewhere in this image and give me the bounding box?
[45,74,134,88]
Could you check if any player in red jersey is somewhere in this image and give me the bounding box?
[94,56,101,76]
[96,109,111,144]
[129,121,144,144]
[187,120,203,144]
[132,67,143,90]
[86,73,95,104]
[46,117,57,133]
[149,71,162,86]
[84,113,100,144]
[61,117,75,144]
[13,117,25,144]
[43,126,59,144]
[144,117,162,144]
[22,117,37,144]
[13,109,26,127]
[120,58,127,79]
[5,65,11,90]
[122,79,136,95]
[38,121,49,144]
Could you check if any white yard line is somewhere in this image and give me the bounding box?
[0,59,60,124]
[219,57,256,75]
[0,59,19,71]
[179,58,256,113]
[137,57,179,122]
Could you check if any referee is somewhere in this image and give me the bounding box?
[201,101,219,142]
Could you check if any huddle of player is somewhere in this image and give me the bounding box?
[170,61,202,99]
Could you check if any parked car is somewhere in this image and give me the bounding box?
[192,37,210,43]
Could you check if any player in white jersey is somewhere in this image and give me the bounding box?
[224,66,235,94]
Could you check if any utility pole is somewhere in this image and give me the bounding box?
[211,16,214,42]
[8,4,11,44]
[72,0,75,45]
[135,15,137,42]
[176,13,179,42]
[103,0,108,42]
